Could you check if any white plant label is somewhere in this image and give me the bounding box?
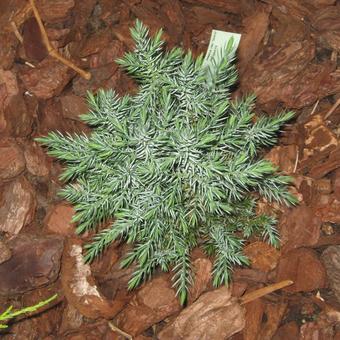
[203,30,241,68]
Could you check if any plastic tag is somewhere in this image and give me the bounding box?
[203,30,241,68]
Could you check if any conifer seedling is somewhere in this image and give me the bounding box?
[37,20,297,304]
[0,295,57,329]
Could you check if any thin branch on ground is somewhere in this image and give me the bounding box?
[10,21,23,43]
[325,98,340,120]
[108,321,133,340]
[240,280,293,305]
[28,0,91,80]
[310,99,319,116]
[293,148,299,173]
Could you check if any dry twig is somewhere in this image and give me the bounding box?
[325,98,340,120]
[7,4,33,32]
[240,280,293,305]
[108,321,133,340]
[293,148,299,173]
[10,21,23,43]
[28,0,91,80]
[24,61,36,68]
[310,99,320,116]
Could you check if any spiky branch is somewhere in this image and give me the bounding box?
[37,20,297,304]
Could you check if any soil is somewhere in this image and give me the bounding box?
[0,0,340,339]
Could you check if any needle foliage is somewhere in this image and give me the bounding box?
[37,20,297,304]
[0,295,57,329]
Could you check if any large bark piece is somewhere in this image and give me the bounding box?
[158,286,245,340]
[0,234,63,295]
